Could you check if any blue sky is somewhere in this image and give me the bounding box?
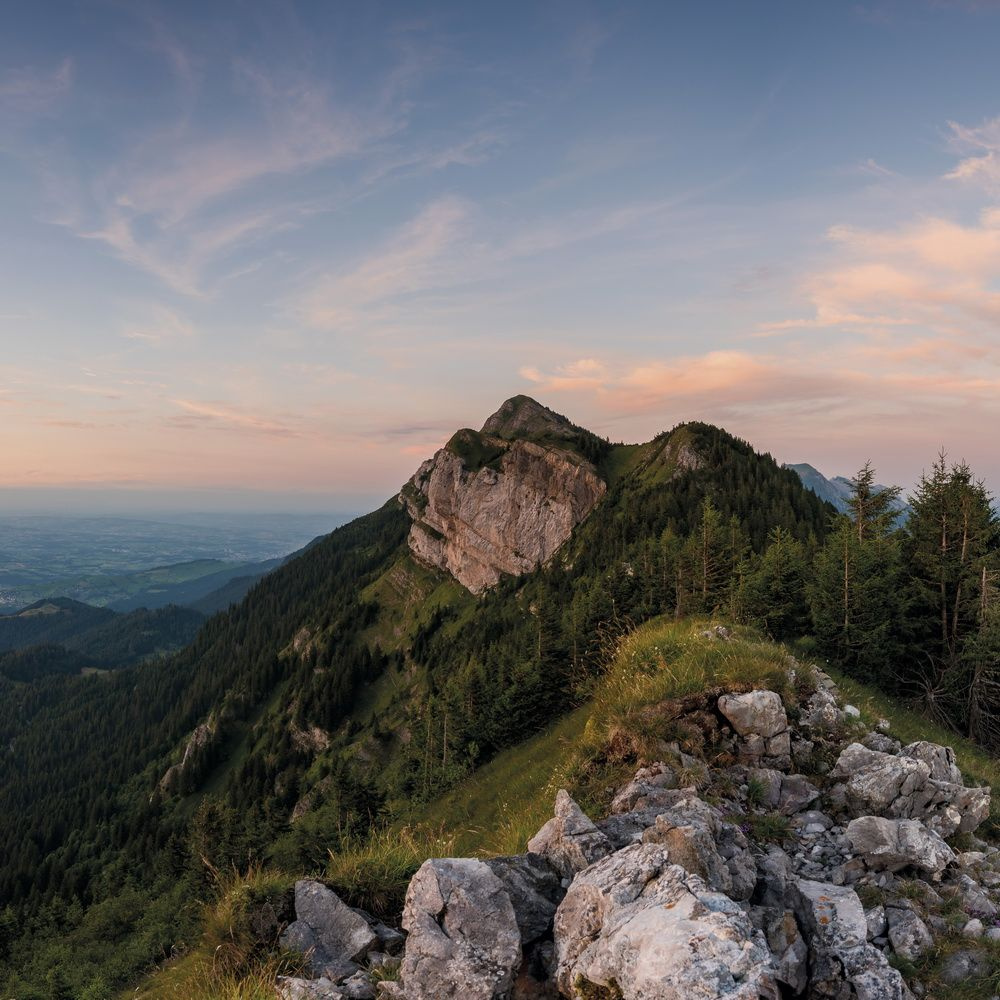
[2,0,1000,510]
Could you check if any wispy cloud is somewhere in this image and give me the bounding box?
[301,196,473,328]
[0,59,72,113]
[121,305,196,343]
[169,399,300,437]
[945,116,1000,191]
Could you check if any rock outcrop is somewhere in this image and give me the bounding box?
[282,663,1000,1000]
[398,400,606,594]
[553,844,779,999]
[830,741,990,837]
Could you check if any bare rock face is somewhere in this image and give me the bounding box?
[399,400,606,594]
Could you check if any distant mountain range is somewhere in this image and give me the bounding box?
[785,463,910,521]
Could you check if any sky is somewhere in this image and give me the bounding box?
[2,0,1000,513]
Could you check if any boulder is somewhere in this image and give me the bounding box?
[280,881,378,978]
[400,858,521,1000]
[791,879,914,999]
[831,743,990,837]
[484,853,563,945]
[527,790,612,880]
[610,763,678,814]
[846,817,955,874]
[886,907,933,961]
[553,843,779,999]
[777,774,820,816]
[900,742,963,784]
[277,978,345,1000]
[718,691,788,738]
[640,795,756,900]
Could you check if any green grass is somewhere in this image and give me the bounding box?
[416,704,594,856]
[128,866,299,1000]
[132,617,1000,999]
[325,825,458,920]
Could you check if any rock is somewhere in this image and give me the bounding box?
[845,704,861,718]
[887,907,933,961]
[400,858,521,1000]
[791,879,914,999]
[553,843,779,999]
[527,790,612,880]
[640,794,756,900]
[901,742,963,784]
[938,948,992,984]
[831,742,990,837]
[484,853,563,945]
[375,984,406,1000]
[280,881,378,978]
[777,774,820,816]
[399,403,606,594]
[341,972,377,1000]
[762,908,808,995]
[963,918,985,938]
[277,978,345,1000]
[718,690,788,738]
[610,762,677,814]
[866,905,887,940]
[846,817,955,874]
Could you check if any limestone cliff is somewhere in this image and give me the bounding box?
[398,398,607,594]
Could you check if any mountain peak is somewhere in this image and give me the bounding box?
[480,395,578,440]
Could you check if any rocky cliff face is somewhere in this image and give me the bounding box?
[399,400,606,594]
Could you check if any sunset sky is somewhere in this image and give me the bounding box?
[3,0,1000,512]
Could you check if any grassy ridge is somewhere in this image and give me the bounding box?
[132,618,1000,999]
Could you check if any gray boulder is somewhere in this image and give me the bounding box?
[831,742,990,837]
[400,858,521,1000]
[846,816,955,874]
[280,881,378,978]
[886,906,933,961]
[640,794,756,900]
[553,843,779,999]
[527,789,612,880]
[718,691,788,738]
[791,879,914,999]
[484,853,563,945]
[277,978,345,1000]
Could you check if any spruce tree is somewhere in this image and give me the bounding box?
[809,465,907,679]
[906,453,998,722]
